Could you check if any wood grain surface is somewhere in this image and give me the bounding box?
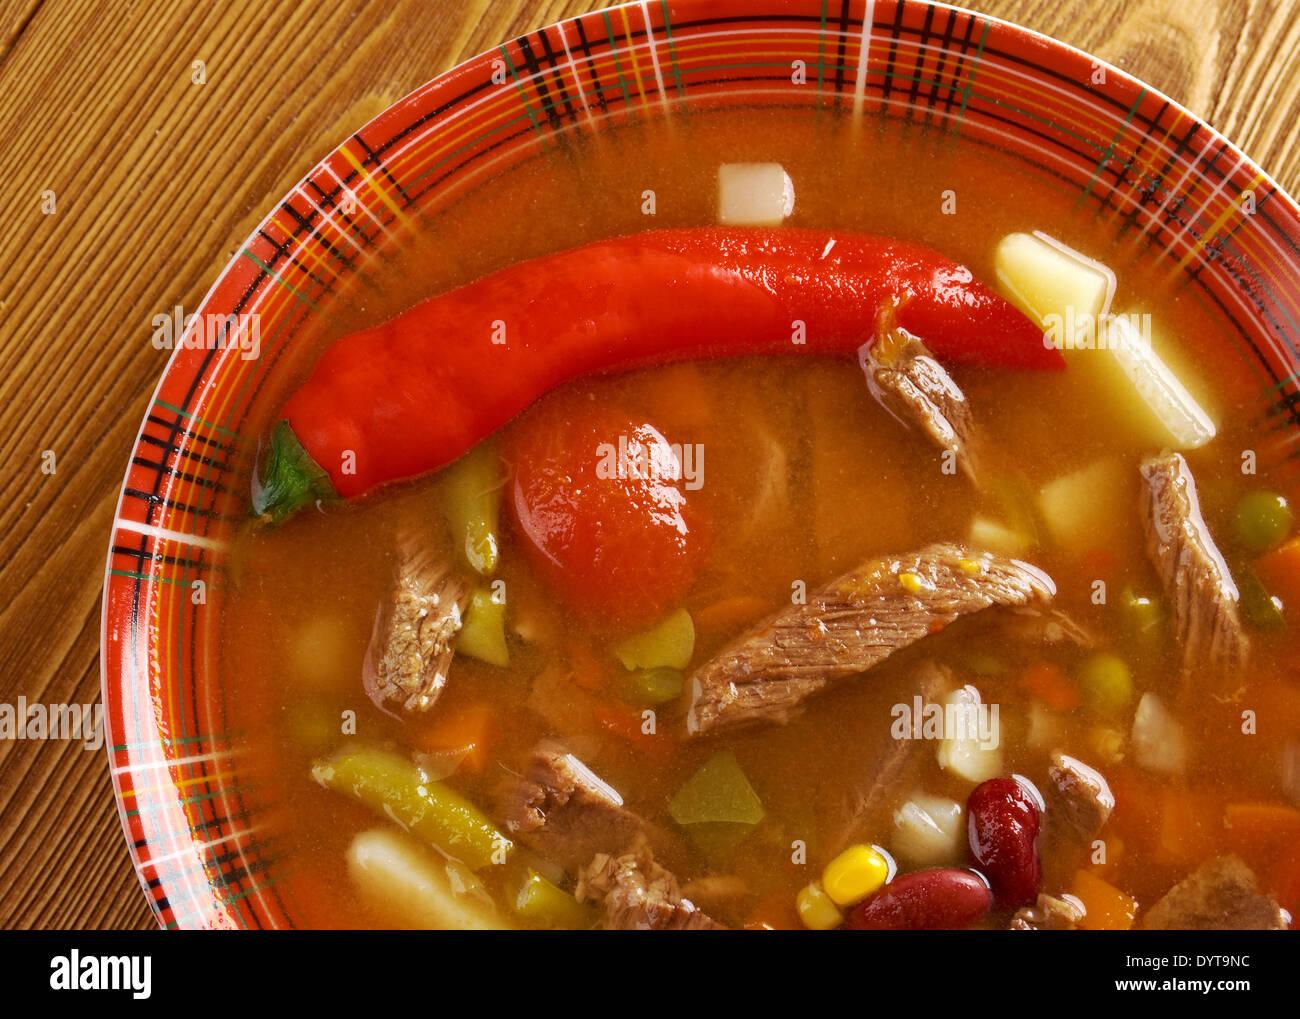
[1,0,1298,930]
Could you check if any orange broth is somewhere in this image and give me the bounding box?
[221,108,1297,929]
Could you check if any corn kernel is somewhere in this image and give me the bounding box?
[795,881,843,930]
[958,557,982,574]
[899,572,927,594]
[822,844,891,906]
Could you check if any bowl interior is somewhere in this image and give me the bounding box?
[102,0,1300,928]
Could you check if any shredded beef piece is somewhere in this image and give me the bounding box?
[576,843,724,930]
[1139,451,1249,696]
[862,308,978,483]
[364,525,469,713]
[687,542,1055,735]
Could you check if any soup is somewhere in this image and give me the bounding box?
[224,110,1298,930]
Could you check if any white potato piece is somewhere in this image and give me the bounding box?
[1037,457,1131,555]
[717,162,794,226]
[936,685,1003,783]
[996,231,1216,449]
[994,231,1114,343]
[1131,692,1187,776]
[1087,312,1217,449]
[346,827,512,930]
[892,792,964,867]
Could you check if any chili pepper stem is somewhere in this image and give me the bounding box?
[251,419,339,525]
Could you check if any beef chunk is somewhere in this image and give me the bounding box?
[862,303,978,482]
[576,843,724,930]
[1009,893,1085,930]
[686,542,1055,735]
[364,526,469,713]
[1143,855,1288,930]
[1044,751,1114,847]
[495,739,647,873]
[1139,452,1249,694]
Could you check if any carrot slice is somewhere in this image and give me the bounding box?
[594,703,674,763]
[415,704,494,774]
[1070,869,1138,930]
[1017,662,1079,712]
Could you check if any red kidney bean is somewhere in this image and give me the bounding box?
[966,776,1042,909]
[845,869,993,930]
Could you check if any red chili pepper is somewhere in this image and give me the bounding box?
[254,227,1059,522]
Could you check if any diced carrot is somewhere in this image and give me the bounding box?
[693,595,772,640]
[745,892,801,931]
[1070,869,1138,930]
[594,703,674,763]
[1269,838,1300,917]
[1152,786,1220,868]
[1256,535,1300,615]
[1223,802,1300,869]
[414,704,494,774]
[1017,661,1080,712]
[566,640,609,692]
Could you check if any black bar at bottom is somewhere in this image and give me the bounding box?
[0,928,1292,1007]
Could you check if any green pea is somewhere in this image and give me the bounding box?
[1232,491,1292,554]
[1077,652,1134,718]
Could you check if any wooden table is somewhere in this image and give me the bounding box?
[2,0,1298,930]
